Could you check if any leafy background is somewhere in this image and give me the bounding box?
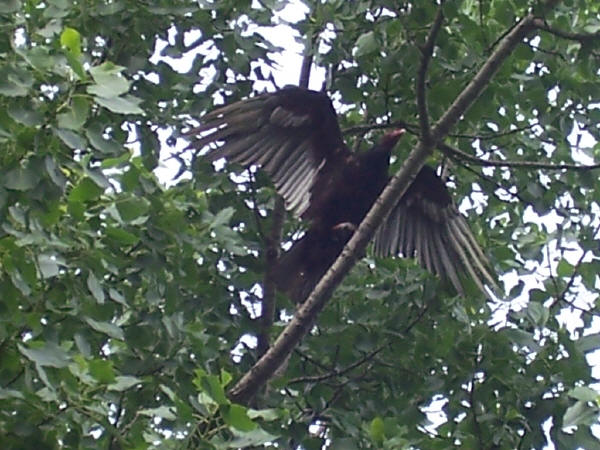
[1,0,600,448]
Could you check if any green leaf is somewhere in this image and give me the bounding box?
[502,328,541,352]
[85,317,125,341]
[105,226,140,245]
[116,198,150,222]
[60,27,81,57]
[569,386,599,402]
[0,66,33,96]
[8,102,44,127]
[563,400,599,429]
[57,97,89,130]
[576,333,600,353]
[108,375,143,391]
[3,166,40,190]
[221,404,256,431]
[87,75,130,98]
[210,207,235,229]
[354,31,378,57]
[89,62,127,82]
[225,429,279,448]
[247,408,280,421]
[140,406,177,421]
[557,259,574,277]
[55,128,87,149]
[87,272,105,303]
[194,369,229,405]
[86,125,124,155]
[69,177,103,203]
[369,416,385,444]
[0,0,21,14]
[18,342,70,368]
[525,301,549,327]
[38,254,60,279]
[0,388,25,400]
[89,359,116,384]
[64,50,86,79]
[94,95,144,115]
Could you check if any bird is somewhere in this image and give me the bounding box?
[187,86,495,302]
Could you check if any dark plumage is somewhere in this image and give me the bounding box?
[188,87,495,302]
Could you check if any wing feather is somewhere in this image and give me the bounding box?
[186,87,349,216]
[373,166,496,295]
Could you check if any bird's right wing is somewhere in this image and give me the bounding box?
[373,166,496,295]
[186,87,350,217]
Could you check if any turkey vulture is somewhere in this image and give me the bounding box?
[188,87,495,302]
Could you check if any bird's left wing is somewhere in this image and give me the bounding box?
[187,87,349,216]
[373,166,496,295]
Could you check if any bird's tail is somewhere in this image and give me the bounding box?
[274,233,325,303]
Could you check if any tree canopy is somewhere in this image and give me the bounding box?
[2,0,600,448]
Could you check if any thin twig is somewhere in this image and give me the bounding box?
[533,18,600,43]
[549,222,600,317]
[417,3,444,144]
[440,142,600,171]
[257,196,285,358]
[257,41,313,361]
[289,345,386,384]
[470,349,484,449]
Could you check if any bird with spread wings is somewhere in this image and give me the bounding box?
[188,87,495,302]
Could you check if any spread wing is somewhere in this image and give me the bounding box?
[186,87,350,216]
[373,166,496,295]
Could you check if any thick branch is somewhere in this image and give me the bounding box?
[228,6,560,405]
[440,142,600,171]
[417,4,444,144]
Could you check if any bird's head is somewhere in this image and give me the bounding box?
[380,128,406,149]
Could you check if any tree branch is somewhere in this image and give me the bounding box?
[299,35,314,89]
[440,142,600,171]
[256,196,285,358]
[417,4,444,144]
[343,120,416,136]
[289,345,386,384]
[227,6,559,406]
[257,45,314,359]
[533,18,600,43]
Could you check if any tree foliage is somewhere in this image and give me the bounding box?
[1,0,600,448]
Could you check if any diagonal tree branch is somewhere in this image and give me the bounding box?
[228,5,560,405]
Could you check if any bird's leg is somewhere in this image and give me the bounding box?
[331,222,357,242]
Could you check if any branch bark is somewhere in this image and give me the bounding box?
[228,6,559,406]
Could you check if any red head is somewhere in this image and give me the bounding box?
[380,128,406,148]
